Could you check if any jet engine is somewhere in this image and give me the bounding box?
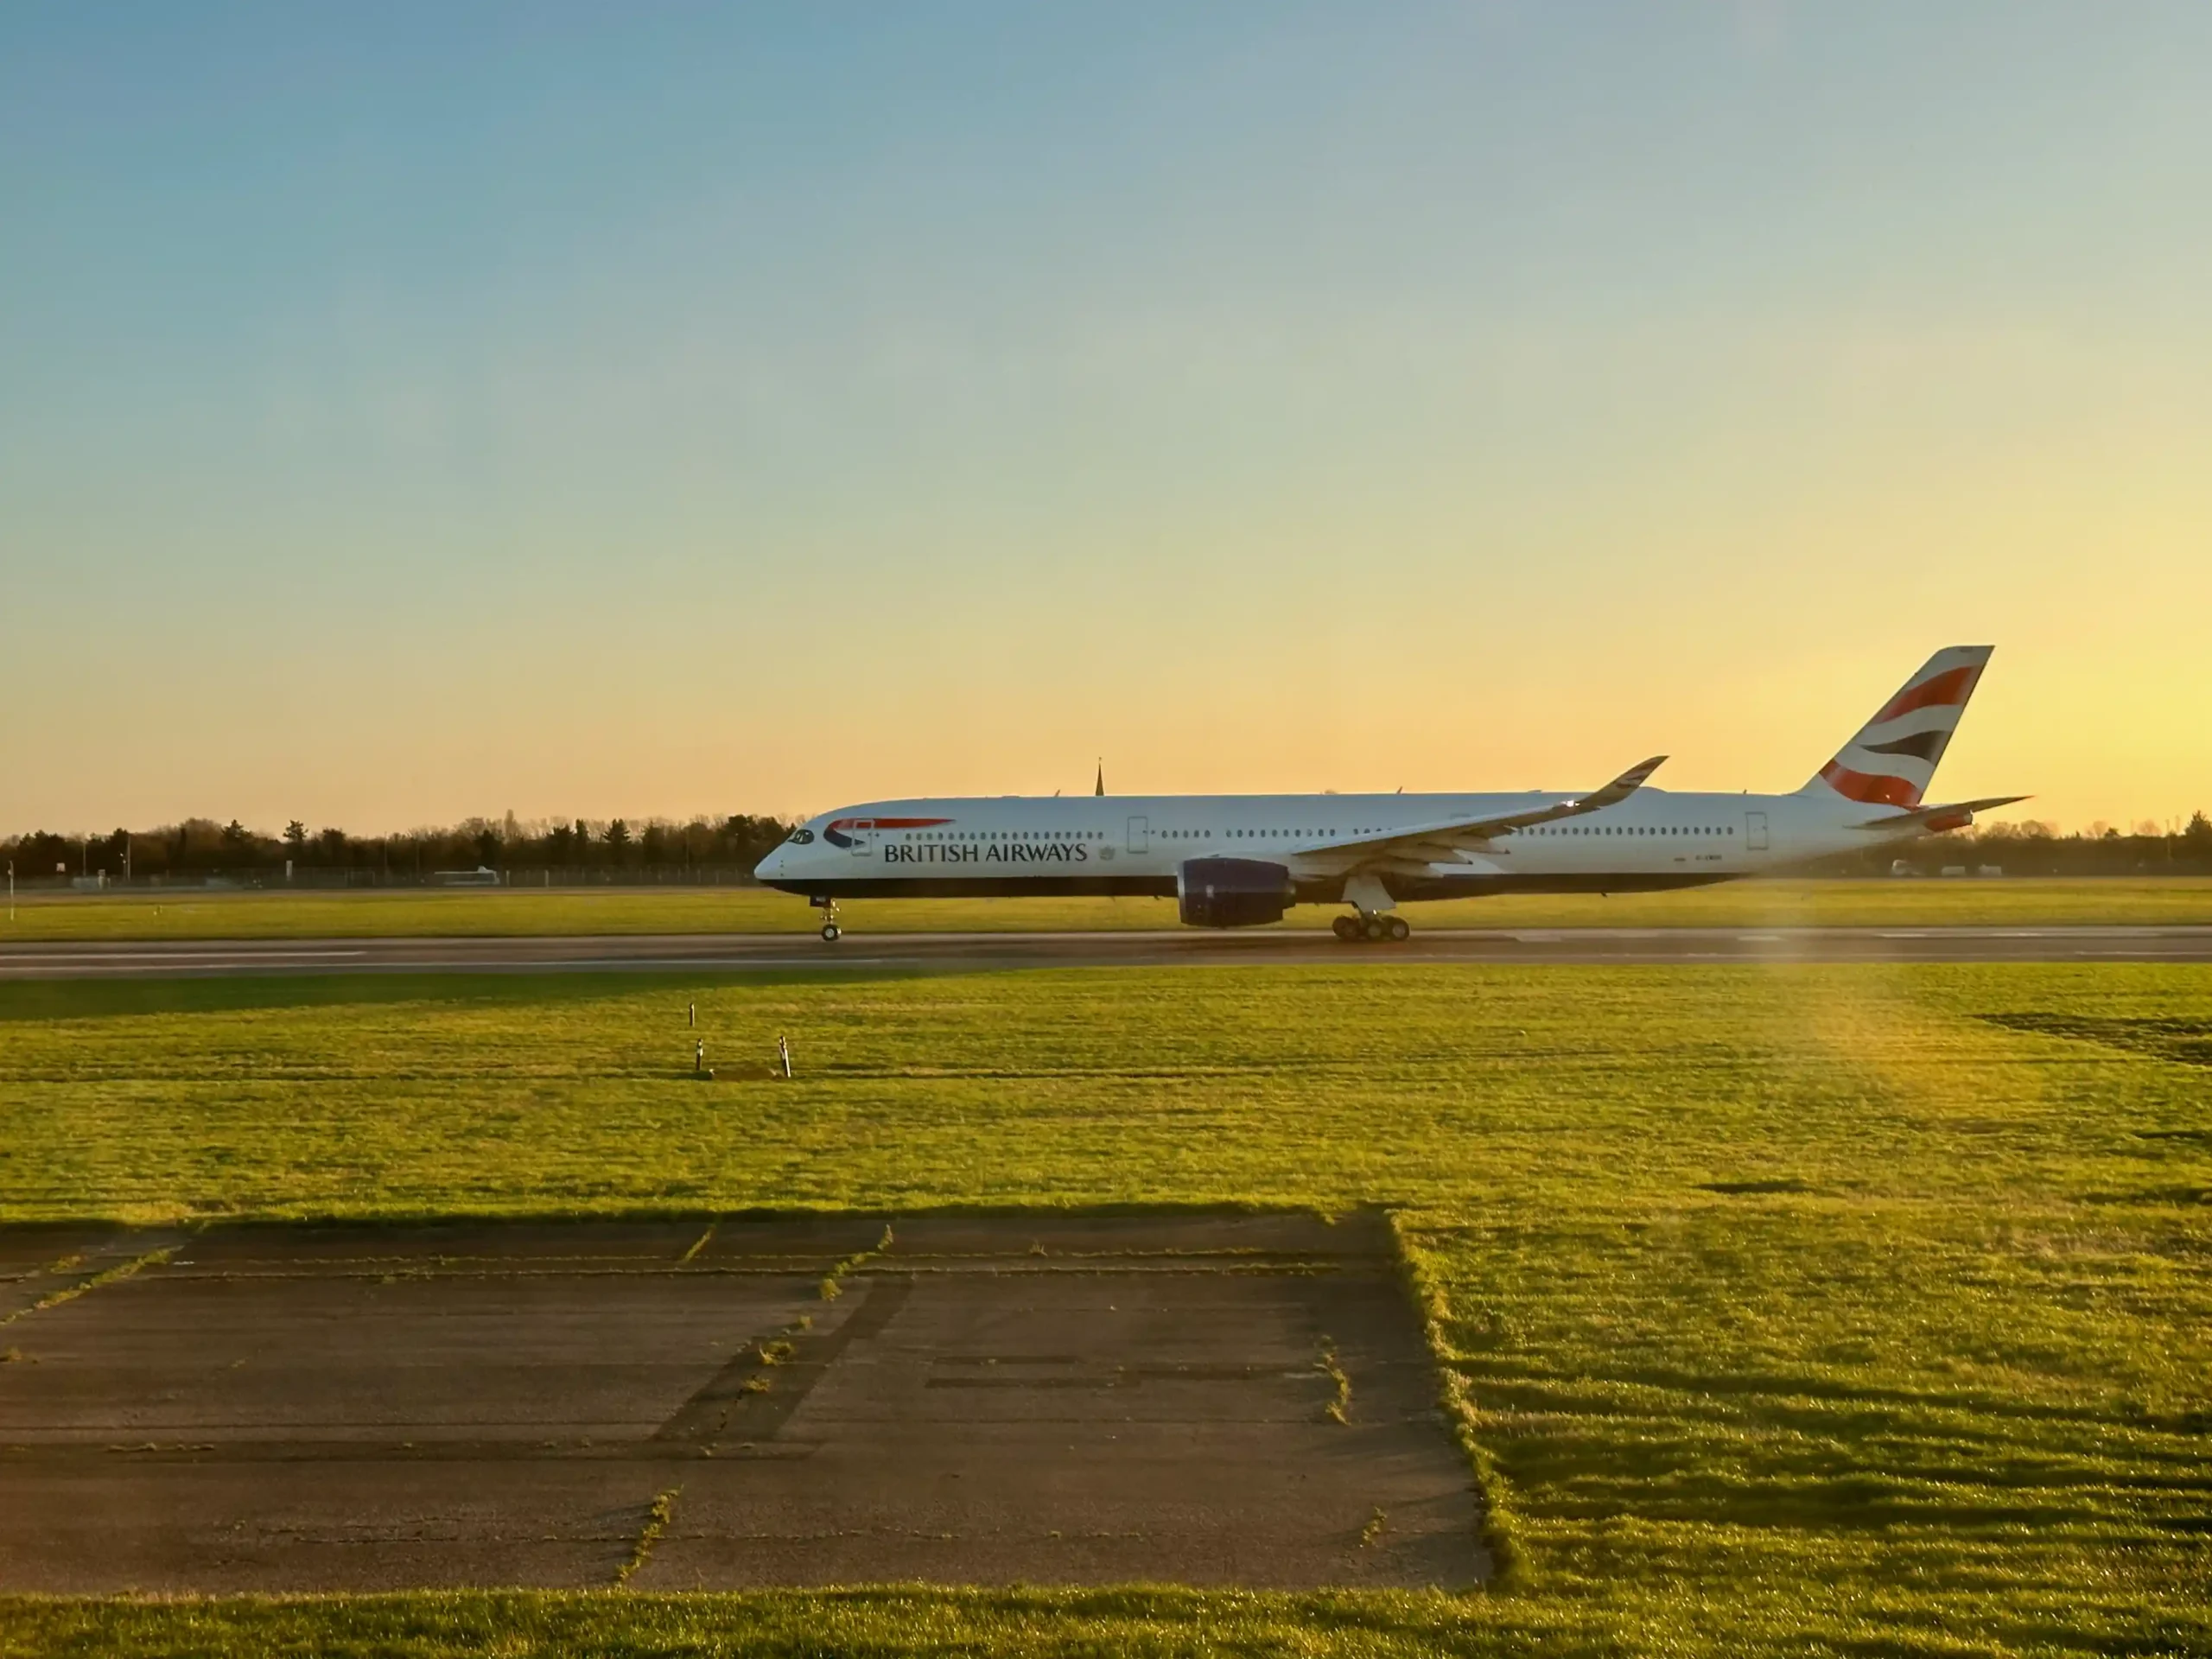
[1177,857,1294,928]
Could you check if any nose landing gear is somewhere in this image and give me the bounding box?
[810,896,842,943]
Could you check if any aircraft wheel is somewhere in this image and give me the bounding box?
[821,923,842,943]
[1362,916,1389,942]
[1332,916,1361,943]
[1386,916,1411,942]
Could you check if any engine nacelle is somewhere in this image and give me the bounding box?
[1177,858,1294,928]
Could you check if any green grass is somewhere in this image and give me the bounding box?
[2,962,2208,1655]
[5,875,2212,940]
[0,1587,1625,1658]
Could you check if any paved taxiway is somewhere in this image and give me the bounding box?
[2,925,2209,979]
[0,1213,1477,1592]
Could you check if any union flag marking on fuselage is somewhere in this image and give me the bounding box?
[822,816,950,849]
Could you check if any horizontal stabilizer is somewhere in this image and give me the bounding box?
[1853,795,2029,830]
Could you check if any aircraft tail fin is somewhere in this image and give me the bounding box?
[1800,645,1994,808]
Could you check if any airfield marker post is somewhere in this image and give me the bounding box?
[688,1002,696,1028]
[778,1033,792,1080]
[694,1039,705,1076]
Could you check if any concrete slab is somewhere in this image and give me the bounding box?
[0,1214,1483,1592]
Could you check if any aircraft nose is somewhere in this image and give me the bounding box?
[755,846,785,879]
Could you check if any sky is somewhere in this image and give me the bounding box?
[3,2,2209,835]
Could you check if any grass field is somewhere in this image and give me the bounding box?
[2,960,2208,1654]
[4,875,2212,940]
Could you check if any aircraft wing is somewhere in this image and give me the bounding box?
[1290,755,1668,870]
[1851,795,2029,830]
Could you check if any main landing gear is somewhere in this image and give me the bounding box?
[1332,874,1408,944]
[810,896,842,943]
[1332,912,1410,944]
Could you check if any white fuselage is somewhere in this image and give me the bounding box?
[753,786,1911,906]
[756,646,2012,929]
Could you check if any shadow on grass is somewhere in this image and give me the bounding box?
[0,969,938,1023]
[1456,1356,2211,1433]
[1976,1013,2212,1067]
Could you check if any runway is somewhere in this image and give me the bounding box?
[2,925,2209,979]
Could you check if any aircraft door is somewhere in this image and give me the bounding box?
[1745,810,1768,852]
[1126,816,1149,854]
[846,819,876,857]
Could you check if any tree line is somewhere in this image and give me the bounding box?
[1816,814,2212,877]
[3,813,796,886]
[5,810,2209,887]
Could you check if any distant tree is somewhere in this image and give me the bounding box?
[2184,811,2212,868]
[284,821,308,855]
[475,827,500,868]
[604,819,631,863]
[16,830,72,874]
[318,827,346,863]
[718,814,794,873]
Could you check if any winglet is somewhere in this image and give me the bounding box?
[1574,755,1668,812]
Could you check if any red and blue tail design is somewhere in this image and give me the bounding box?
[1801,646,1993,808]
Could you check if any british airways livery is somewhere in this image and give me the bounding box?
[753,648,2023,943]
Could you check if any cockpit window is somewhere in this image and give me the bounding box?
[788,829,815,845]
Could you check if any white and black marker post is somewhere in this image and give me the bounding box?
[777,1033,792,1080]
[695,1038,705,1076]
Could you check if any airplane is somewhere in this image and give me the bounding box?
[753,646,2024,943]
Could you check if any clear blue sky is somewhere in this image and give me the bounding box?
[5,3,2208,831]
